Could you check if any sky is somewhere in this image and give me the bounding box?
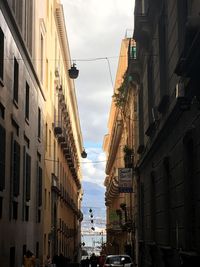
[63,0,135,191]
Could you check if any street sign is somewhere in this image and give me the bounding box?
[118,168,133,193]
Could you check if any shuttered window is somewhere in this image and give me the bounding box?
[0,125,6,191]
[13,140,20,197]
[177,0,188,55]
[38,107,41,139]
[13,58,19,103]
[25,82,29,120]
[25,153,31,201]
[38,166,42,206]
[158,5,168,97]
[0,27,4,81]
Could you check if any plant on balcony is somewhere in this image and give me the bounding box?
[123,145,134,168]
[113,72,129,108]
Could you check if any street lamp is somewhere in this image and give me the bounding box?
[68,63,79,79]
[81,149,87,158]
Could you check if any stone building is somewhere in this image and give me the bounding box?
[133,0,200,266]
[0,0,84,266]
[0,0,45,266]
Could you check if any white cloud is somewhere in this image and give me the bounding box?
[81,147,106,186]
[63,0,134,185]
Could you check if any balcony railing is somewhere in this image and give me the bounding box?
[51,173,60,194]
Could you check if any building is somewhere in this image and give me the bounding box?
[133,0,200,266]
[43,0,84,262]
[0,0,84,266]
[103,38,138,259]
[0,0,45,266]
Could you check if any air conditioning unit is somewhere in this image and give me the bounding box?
[176,82,185,98]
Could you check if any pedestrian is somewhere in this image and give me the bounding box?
[90,253,97,267]
[85,257,90,267]
[44,255,52,267]
[98,254,106,267]
[23,250,36,267]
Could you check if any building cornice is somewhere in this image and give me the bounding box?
[105,118,122,174]
[55,3,83,155]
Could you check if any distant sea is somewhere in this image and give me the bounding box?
[81,181,106,249]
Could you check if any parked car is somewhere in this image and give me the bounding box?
[103,255,133,267]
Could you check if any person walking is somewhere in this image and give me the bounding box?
[44,255,52,267]
[23,250,36,267]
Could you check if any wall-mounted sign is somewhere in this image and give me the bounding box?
[118,168,133,193]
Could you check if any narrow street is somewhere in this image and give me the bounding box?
[1,0,200,267]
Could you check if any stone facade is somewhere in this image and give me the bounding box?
[133,0,200,266]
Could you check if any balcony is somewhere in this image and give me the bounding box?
[77,210,83,221]
[51,173,60,194]
[57,134,65,143]
[134,14,151,50]
[53,122,62,135]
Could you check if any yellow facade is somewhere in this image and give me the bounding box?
[103,38,138,259]
[42,0,83,262]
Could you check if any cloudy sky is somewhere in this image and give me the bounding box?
[63,0,135,190]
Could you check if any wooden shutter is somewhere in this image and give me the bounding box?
[38,166,42,206]
[13,140,20,197]
[0,125,5,191]
[25,153,31,201]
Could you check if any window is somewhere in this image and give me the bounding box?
[147,55,154,123]
[36,242,39,258]
[142,0,149,14]
[40,34,44,82]
[45,123,48,151]
[13,140,20,197]
[183,137,196,249]
[24,0,33,54]
[0,27,4,82]
[13,58,19,103]
[38,166,42,206]
[177,0,188,55]
[13,201,18,220]
[150,172,156,241]
[46,59,48,90]
[9,246,15,267]
[158,5,168,97]
[138,86,144,147]
[0,125,6,191]
[25,205,29,221]
[37,209,41,223]
[0,103,5,119]
[49,130,51,156]
[44,189,47,209]
[38,107,41,139]
[25,153,31,201]
[25,82,29,120]
[163,157,171,244]
[0,197,3,219]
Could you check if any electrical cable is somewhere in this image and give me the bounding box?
[3,54,128,62]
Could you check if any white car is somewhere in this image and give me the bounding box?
[103,255,133,267]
